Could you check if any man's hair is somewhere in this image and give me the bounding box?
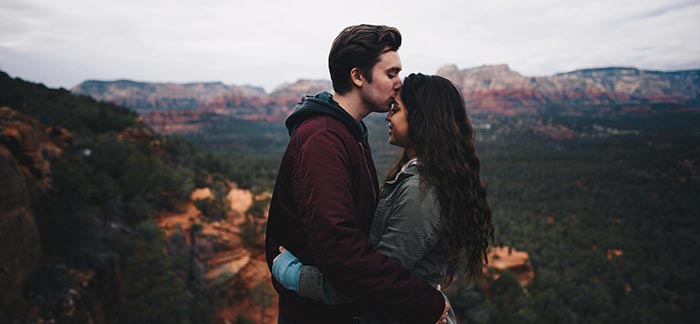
[328,24,402,94]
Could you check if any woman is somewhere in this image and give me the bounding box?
[273,73,494,323]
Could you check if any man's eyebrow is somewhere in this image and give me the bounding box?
[387,67,402,73]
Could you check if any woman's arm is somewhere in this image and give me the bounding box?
[272,248,351,304]
[298,264,352,304]
[274,177,443,304]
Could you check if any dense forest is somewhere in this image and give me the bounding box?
[2,70,698,323]
[152,97,700,322]
[445,113,700,323]
[0,71,274,323]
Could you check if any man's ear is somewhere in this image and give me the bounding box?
[350,68,364,88]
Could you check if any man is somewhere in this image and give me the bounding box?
[265,24,448,324]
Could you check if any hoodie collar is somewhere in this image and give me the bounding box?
[285,91,368,144]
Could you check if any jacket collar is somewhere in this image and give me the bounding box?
[386,158,419,185]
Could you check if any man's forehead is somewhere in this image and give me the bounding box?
[376,50,402,70]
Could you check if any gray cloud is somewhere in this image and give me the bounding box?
[628,0,700,20]
[1,0,699,91]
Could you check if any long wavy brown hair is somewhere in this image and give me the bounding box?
[385,73,494,284]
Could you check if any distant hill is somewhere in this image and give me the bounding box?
[437,64,700,116]
[73,78,331,111]
[72,80,267,110]
[269,79,332,99]
[73,66,699,119]
[70,66,699,139]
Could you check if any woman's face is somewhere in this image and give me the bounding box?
[386,93,412,151]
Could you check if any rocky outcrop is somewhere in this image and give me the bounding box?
[117,126,162,152]
[0,145,42,322]
[73,78,333,128]
[437,64,700,115]
[72,80,266,110]
[269,79,332,98]
[157,185,275,323]
[71,78,333,113]
[73,66,699,137]
[75,66,699,122]
[141,109,213,134]
[483,246,535,288]
[0,107,71,321]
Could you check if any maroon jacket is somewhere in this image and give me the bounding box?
[265,92,444,323]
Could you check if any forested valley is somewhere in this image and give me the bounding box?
[2,70,698,323]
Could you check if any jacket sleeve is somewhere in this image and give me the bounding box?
[292,129,445,324]
[298,265,351,304]
[297,177,442,303]
[375,178,442,270]
[297,178,442,304]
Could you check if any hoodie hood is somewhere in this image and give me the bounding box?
[285,91,368,144]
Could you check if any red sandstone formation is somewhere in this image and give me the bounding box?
[156,185,275,323]
[72,67,699,136]
[437,64,699,116]
[607,249,623,260]
[0,107,73,320]
[483,246,535,288]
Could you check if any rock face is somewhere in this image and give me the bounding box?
[72,80,266,110]
[75,66,699,120]
[157,185,275,323]
[0,107,71,321]
[72,78,331,112]
[141,109,212,134]
[0,145,42,321]
[73,78,333,133]
[483,246,535,288]
[269,79,332,98]
[437,65,700,115]
[73,66,699,137]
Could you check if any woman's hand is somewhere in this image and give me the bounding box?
[271,246,302,293]
[434,284,450,324]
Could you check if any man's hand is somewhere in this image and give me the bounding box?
[434,285,450,324]
[271,246,302,293]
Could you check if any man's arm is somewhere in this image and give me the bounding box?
[298,264,351,304]
[284,178,442,304]
[273,250,450,323]
[288,129,444,323]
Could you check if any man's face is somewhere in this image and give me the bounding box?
[360,50,402,113]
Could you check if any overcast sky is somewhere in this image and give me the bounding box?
[1,0,699,92]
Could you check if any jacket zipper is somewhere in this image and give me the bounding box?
[359,142,377,202]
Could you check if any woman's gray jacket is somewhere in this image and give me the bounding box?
[298,160,457,323]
